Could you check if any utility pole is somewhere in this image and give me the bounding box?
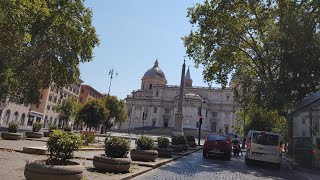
[198,98,205,146]
[107,68,118,96]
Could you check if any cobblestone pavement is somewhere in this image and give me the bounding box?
[133,151,303,180]
[0,139,46,151]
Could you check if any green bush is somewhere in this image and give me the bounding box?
[157,137,170,148]
[105,137,130,158]
[63,125,72,132]
[47,130,82,165]
[171,135,187,145]
[8,121,19,133]
[186,136,195,143]
[80,131,95,145]
[32,122,42,132]
[49,124,58,131]
[136,136,154,150]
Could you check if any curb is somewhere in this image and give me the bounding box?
[282,157,312,180]
[121,147,203,180]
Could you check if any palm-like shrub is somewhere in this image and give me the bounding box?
[32,122,42,132]
[157,137,170,148]
[136,136,154,150]
[171,135,187,145]
[47,130,82,165]
[105,137,130,158]
[8,121,19,133]
[186,136,195,143]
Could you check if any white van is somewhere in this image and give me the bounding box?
[245,130,281,168]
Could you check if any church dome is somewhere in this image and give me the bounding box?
[143,60,166,80]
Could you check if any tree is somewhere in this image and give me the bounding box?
[77,99,109,130]
[183,0,320,113]
[53,97,79,127]
[0,0,99,104]
[102,95,128,131]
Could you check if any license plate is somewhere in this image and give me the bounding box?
[252,153,263,157]
[210,149,222,153]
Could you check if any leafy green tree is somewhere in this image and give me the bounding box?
[53,97,79,127]
[0,0,99,104]
[77,99,109,130]
[184,0,320,113]
[102,95,128,130]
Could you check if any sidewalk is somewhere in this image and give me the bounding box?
[282,155,320,180]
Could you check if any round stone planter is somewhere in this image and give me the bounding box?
[25,131,44,138]
[1,132,23,140]
[130,149,158,162]
[182,144,189,151]
[24,160,84,180]
[43,132,50,137]
[170,145,184,152]
[93,155,131,173]
[188,142,197,148]
[156,148,173,158]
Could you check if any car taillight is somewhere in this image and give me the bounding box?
[280,146,283,152]
[312,149,317,155]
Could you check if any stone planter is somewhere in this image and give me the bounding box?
[188,142,197,148]
[93,155,131,173]
[182,144,189,151]
[43,131,50,137]
[26,131,44,138]
[130,149,158,162]
[24,160,84,180]
[170,145,184,152]
[1,132,23,140]
[156,148,173,158]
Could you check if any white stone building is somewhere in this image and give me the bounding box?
[123,60,239,135]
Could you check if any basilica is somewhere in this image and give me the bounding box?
[123,60,239,135]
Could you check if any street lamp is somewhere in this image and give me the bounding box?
[198,98,205,146]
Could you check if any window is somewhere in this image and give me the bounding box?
[207,134,227,141]
[149,84,152,90]
[54,97,57,103]
[165,109,170,114]
[142,112,147,120]
[128,111,131,117]
[49,95,52,102]
[58,99,62,104]
[81,89,84,93]
[156,91,159,97]
[142,84,145,90]
[154,107,157,113]
[212,112,217,118]
[198,107,201,115]
[224,126,229,134]
[47,105,50,110]
[226,96,230,101]
[253,133,279,146]
[206,110,208,117]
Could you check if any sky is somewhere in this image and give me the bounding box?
[80,0,219,99]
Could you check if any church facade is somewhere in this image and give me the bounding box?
[123,60,239,135]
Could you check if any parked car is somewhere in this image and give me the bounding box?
[245,130,282,169]
[203,133,232,160]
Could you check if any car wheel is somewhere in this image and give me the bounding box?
[225,154,231,161]
[203,151,208,159]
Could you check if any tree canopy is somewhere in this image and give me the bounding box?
[102,95,128,126]
[53,97,79,125]
[183,0,320,113]
[77,99,109,130]
[0,0,99,104]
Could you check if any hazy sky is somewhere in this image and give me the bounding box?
[80,0,219,99]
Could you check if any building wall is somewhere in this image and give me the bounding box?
[79,85,104,103]
[0,103,30,126]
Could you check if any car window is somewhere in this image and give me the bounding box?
[253,133,279,146]
[207,135,227,141]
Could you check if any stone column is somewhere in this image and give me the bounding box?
[173,60,186,136]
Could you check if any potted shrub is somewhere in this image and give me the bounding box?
[80,131,96,146]
[93,137,131,173]
[1,121,23,140]
[44,124,58,137]
[24,130,84,180]
[171,135,188,152]
[131,136,158,162]
[25,122,44,138]
[186,136,197,148]
[156,137,173,158]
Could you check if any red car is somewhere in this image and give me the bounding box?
[203,133,232,160]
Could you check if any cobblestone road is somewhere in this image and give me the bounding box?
[133,151,302,180]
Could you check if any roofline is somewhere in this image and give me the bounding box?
[80,84,104,97]
[289,91,320,115]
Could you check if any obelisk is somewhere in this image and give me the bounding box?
[172,59,186,136]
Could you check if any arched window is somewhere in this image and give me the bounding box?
[4,110,11,125]
[20,113,26,126]
[13,112,19,122]
[149,84,152,90]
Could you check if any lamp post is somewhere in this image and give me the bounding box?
[107,68,118,96]
[198,98,205,146]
